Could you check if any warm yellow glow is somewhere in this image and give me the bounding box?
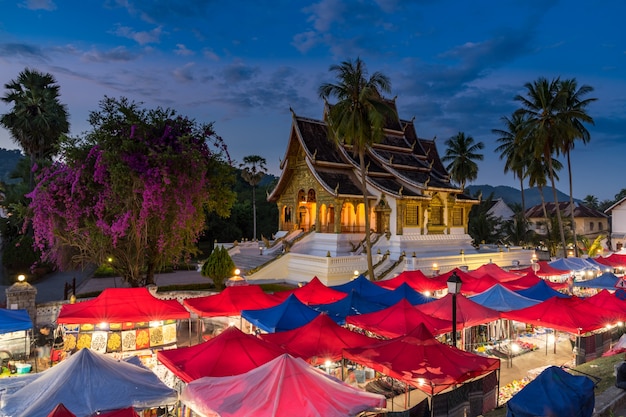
[353,270,359,276]
[228,321,236,327]
[98,322,108,329]
[547,334,555,344]
[618,321,624,327]
[17,274,25,282]
[324,360,332,368]
[234,268,241,276]
[149,320,163,328]
[108,257,113,263]
[423,291,431,297]
[432,263,438,269]
[511,343,520,354]
[417,378,426,386]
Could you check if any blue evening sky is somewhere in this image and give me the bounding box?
[0,0,624,201]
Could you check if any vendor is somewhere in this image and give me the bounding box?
[35,326,52,369]
[616,354,626,390]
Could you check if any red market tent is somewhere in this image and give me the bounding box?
[468,263,521,282]
[458,274,500,296]
[501,296,609,334]
[272,276,348,305]
[602,253,626,267]
[183,285,280,317]
[97,408,141,417]
[57,288,189,324]
[376,270,447,293]
[346,299,453,338]
[180,354,386,417]
[343,323,500,395]
[435,268,475,283]
[415,293,501,328]
[157,326,285,382]
[259,314,379,365]
[502,272,569,291]
[47,404,76,417]
[517,261,570,277]
[582,290,626,323]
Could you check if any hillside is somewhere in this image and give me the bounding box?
[465,184,575,208]
[0,148,22,182]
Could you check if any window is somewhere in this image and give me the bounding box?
[452,208,463,226]
[589,222,594,231]
[599,222,603,231]
[430,206,443,225]
[405,205,419,226]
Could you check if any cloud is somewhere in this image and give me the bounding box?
[174,44,194,56]
[108,0,212,23]
[18,0,56,11]
[81,46,137,63]
[220,62,260,84]
[111,24,163,45]
[172,62,196,82]
[0,43,48,61]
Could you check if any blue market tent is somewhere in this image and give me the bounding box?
[310,291,386,325]
[365,282,434,307]
[241,294,320,333]
[516,280,570,302]
[469,284,540,312]
[506,366,594,417]
[330,275,391,298]
[573,272,620,290]
[549,257,599,272]
[0,309,32,334]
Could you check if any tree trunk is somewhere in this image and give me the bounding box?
[359,151,374,280]
[252,185,257,240]
[519,177,526,217]
[547,155,568,257]
[145,261,156,286]
[567,150,578,256]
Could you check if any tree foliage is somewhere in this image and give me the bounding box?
[201,245,235,290]
[27,97,235,287]
[442,132,484,192]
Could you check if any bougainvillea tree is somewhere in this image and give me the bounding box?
[27,97,236,287]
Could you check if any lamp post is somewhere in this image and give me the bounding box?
[447,271,462,348]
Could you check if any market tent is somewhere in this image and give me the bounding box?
[506,366,594,417]
[259,314,379,365]
[272,276,347,305]
[183,285,280,317]
[582,290,626,322]
[415,293,501,328]
[241,294,320,333]
[0,308,32,333]
[46,404,76,417]
[549,257,600,272]
[343,323,500,395]
[346,299,452,338]
[330,275,391,298]
[468,263,521,282]
[0,348,177,417]
[376,270,447,293]
[309,291,387,325]
[97,408,141,417]
[573,272,620,290]
[180,354,385,417]
[503,272,569,291]
[157,326,285,382]
[367,282,434,307]
[603,334,626,357]
[435,268,476,283]
[596,253,626,268]
[501,296,608,334]
[516,261,570,277]
[57,288,189,324]
[458,274,500,296]
[469,284,540,312]
[516,280,570,302]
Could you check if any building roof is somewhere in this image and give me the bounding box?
[524,201,608,219]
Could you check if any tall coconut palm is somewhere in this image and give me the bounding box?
[240,155,267,241]
[515,77,576,257]
[318,58,394,280]
[0,68,69,190]
[441,132,484,192]
[493,113,529,213]
[558,78,596,256]
[526,152,563,237]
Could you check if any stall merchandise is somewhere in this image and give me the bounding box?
[0,309,32,363]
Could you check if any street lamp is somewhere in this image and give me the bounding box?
[447,271,462,348]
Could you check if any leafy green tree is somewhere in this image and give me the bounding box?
[318,58,395,280]
[201,245,235,290]
[442,132,484,192]
[468,194,504,245]
[501,204,531,247]
[240,155,267,241]
[0,69,69,190]
[583,195,599,210]
[27,97,235,287]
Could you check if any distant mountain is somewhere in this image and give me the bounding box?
[0,148,22,182]
[465,184,576,208]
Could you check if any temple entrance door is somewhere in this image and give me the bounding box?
[298,206,309,231]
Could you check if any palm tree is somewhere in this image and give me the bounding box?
[318,58,394,280]
[240,155,268,241]
[525,150,563,239]
[515,77,577,257]
[0,68,69,190]
[441,132,484,192]
[493,113,529,213]
[558,79,596,256]
[583,195,599,210]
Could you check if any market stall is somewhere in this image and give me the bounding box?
[309,291,386,325]
[0,308,32,363]
[272,276,347,304]
[241,294,320,333]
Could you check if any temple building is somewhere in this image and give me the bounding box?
[267,100,480,259]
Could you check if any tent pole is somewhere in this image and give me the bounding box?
[554,330,557,354]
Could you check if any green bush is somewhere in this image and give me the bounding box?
[201,245,235,290]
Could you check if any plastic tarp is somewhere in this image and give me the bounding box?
[157,326,284,382]
[241,294,320,333]
[180,354,385,417]
[506,366,594,417]
[603,333,626,357]
[515,280,570,301]
[468,263,522,282]
[573,272,620,289]
[46,404,76,417]
[469,284,540,312]
[343,324,500,395]
[183,285,280,317]
[57,288,189,324]
[272,276,348,305]
[260,314,379,365]
[97,408,141,417]
[365,282,434,307]
[346,299,453,338]
[309,291,387,325]
[0,308,32,333]
[0,348,177,417]
[376,270,447,293]
[415,293,501,328]
[501,296,608,334]
[330,275,391,298]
